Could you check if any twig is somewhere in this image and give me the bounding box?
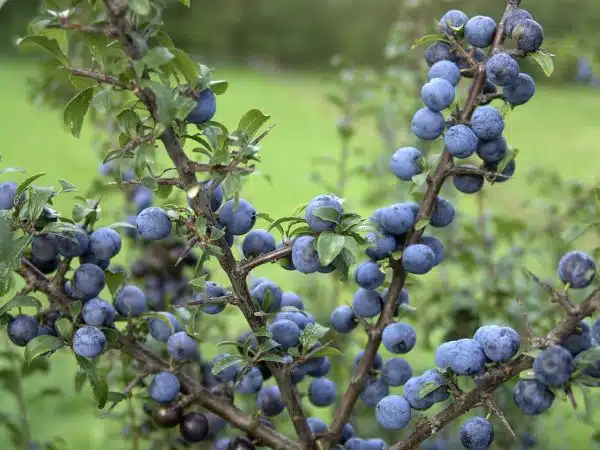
[238,245,292,275]
[188,161,255,174]
[174,294,238,309]
[48,22,118,37]
[69,68,129,89]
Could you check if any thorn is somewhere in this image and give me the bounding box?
[566,385,578,410]
[252,123,276,145]
[484,395,516,439]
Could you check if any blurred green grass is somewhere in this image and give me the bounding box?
[1,58,600,449]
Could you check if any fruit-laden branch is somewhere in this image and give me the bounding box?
[17,258,300,450]
[389,287,600,450]
[101,1,314,447]
[325,0,518,444]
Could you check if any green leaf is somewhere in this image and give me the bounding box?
[575,347,600,370]
[259,353,288,363]
[415,219,429,230]
[419,380,439,398]
[17,35,69,66]
[519,369,536,380]
[55,318,73,340]
[129,0,151,15]
[143,47,175,70]
[189,276,207,292]
[170,48,198,87]
[310,346,343,358]
[0,295,42,316]
[300,323,330,353]
[105,268,126,299]
[58,179,77,192]
[177,0,190,6]
[70,300,82,319]
[211,355,245,376]
[209,80,229,95]
[238,109,271,139]
[411,35,448,50]
[75,355,108,409]
[311,206,340,224]
[24,335,64,364]
[530,50,555,77]
[107,221,137,231]
[316,232,345,266]
[412,173,428,186]
[27,187,54,223]
[64,87,95,138]
[142,81,177,126]
[15,173,46,198]
[156,184,173,199]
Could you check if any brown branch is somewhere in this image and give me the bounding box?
[188,161,255,175]
[101,1,313,447]
[118,178,183,188]
[174,294,239,309]
[16,258,299,450]
[238,245,292,275]
[390,286,600,450]
[48,21,118,37]
[69,68,128,89]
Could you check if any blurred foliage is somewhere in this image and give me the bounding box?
[2,0,600,83]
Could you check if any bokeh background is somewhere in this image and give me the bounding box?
[1,0,600,449]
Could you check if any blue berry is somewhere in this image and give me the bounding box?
[0,182,18,210]
[420,236,445,266]
[192,281,227,315]
[269,319,300,349]
[219,199,257,236]
[353,350,383,371]
[291,236,321,274]
[82,298,116,327]
[54,228,90,258]
[444,124,478,158]
[355,261,385,290]
[421,78,455,112]
[32,235,58,262]
[513,379,554,415]
[562,321,592,356]
[136,207,172,240]
[381,358,412,386]
[306,356,331,377]
[212,353,240,383]
[389,147,424,181]
[412,108,445,141]
[382,322,416,354]
[465,16,496,48]
[380,203,416,236]
[360,376,389,406]
[187,88,216,124]
[435,339,486,375]
[453,168,484,194]
[558,251,596,289]
[167,331,197,361]
[237,366,264,395]
[132,185,153,213]
[307,417,327,436]
[425,42,452,66]
[533,345,574,387]
[477,136,507,164]
[72,263,106,301]
[73,326,106,358]
[503,73,536,106]
[365,232,397,261]
[402,243,435,274]
[352,288,383,318]
[486,53,520,87]
[471,106,504,141]
[428,61,461,87]
[375,395,411,430]
[403,370,449,410]
[308,377,337,407]
[7,315,39,346]
[256,386,285,416]
[439,9,468,35]
[149,372,180,404]
[251,280,283,312]
[330,305,357,333]
[503,8,533,37]
[115,285,148,316]
[242,229,276,258]
[474,325,520,362]
[305,194,343,232]
[514,19,544,54]
[148,312,182,341]
[460,417,494,449]
[281,291,304,310]
[431,196,455,228]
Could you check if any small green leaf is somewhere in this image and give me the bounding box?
[27,187,54,223]
[411,35,448,50]
[575,347,600,370]
[189,276,207,292]
[238,109,271,139]
[129,0,151,15]
[211,355,245,376]
[143,47,175,70]
[24,335,64,364]
[142,81,177,126]
[418,380,439,398]
[311,206,340,224]
[209,80,229,95]
[105,268,126,299]
[15,173,46,198]
[156,184,173,199]
[0,295,42,316]
[530,50,555,77]
[55,318,73,340]
[316,232,345,266]
[70,301,82,318]
[300,323,330,353]
[75,355,108,408]
[259,353,287,363]
[310,346,343,358]
[415,219,429,230]
[412,173,428,186]
[58,179,77,192]
[17,35,69,65]
[64,87,95,138]
[107,221,137,231]
[177,0,190,6]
